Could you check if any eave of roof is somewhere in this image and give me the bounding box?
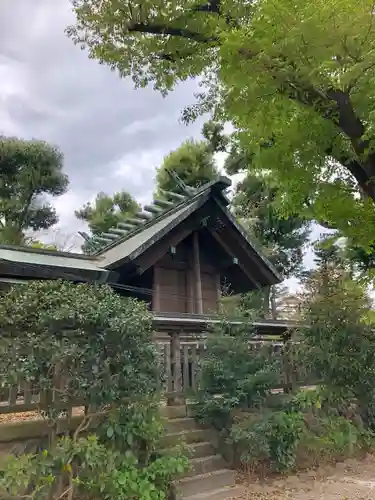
[0,244,109,282]
[152,312,301,334]
[212,196,282,283]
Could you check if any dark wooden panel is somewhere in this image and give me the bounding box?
[201,272,219,314]
[158,267,188,313]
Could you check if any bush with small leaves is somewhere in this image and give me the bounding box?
[195,315,280,431]
[0,280,162,417]
[0,280,189,499]
[0,434,190,500]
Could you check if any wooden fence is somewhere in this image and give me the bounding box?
[0,331,313,417]
[155,334,312,399]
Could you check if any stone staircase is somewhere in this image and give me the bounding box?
[160,404,244,500]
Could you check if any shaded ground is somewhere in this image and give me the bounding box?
[235,454,375,499]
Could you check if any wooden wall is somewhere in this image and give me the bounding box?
[152,232,221,314]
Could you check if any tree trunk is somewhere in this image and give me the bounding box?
[343,150,375,203]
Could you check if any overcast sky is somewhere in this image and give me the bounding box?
[0,0,207,242]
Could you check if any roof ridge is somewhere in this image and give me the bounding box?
[92,176,231,256]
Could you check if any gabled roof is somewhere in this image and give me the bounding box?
[97,178,228,268]
[96,176,281,286]
[0,176,282,288]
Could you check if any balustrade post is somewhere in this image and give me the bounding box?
[169,330,184,405]
[282,335,295,393]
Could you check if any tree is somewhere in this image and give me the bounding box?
[233,173,309,278]
[195,313,279,431]
[0,280,185,499]
[0,280,160,411]
[300,263,375,428]
[68,0,375,249]
[75,190,140,237]
[28,229,81,252]
[0,136,68,245]
[155,120,223,195]
[232,170,310,317]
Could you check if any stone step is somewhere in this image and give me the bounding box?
[176,469,236,498]
[160,429,208,448]
[166,417,197,433]
[160,440,215,459]
[183,455,227,478]
[160,405,187,419]
[184,485,246,500]
[188,441,216,459]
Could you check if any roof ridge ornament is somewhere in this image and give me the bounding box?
[165,169,197,196]
[79,171,219,254]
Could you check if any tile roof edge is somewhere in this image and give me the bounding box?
[94,177,230,257]
[0,244,97,261]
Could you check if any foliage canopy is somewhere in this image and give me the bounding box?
[69,0,375,248]
[155,139,218,195]
[75,190,140,235]
[0,280,160,409]
[300,265,375,427]
[0,136,68,245]
[0,281,190,499]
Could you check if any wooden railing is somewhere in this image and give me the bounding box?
[155,333,312,400]
[0,330,312,417]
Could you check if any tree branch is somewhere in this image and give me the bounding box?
[125,11,375,201]
[327,146,375,201]
[191,0,221,14]
[239,49,365,141]
[128,22,218,43]
[16,191,35,232]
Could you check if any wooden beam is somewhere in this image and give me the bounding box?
[193,232,203,314]
[209,229,262,289]
[135,226,193,274]
[153,266,161,312]
[187,250,194,314]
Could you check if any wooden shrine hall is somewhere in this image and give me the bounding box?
[0,176,295,394]
[0,176,281,310]
[0,175,297,395]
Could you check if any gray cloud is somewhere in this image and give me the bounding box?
[0,0,203,236]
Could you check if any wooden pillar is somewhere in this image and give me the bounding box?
[187,251,195,313]
[193,231,203,315]
[215,273,221,312]
[153,266,161,312]
[170,331,183,405]
[282,337,294,394]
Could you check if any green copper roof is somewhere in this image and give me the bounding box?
[0,246,101,271]
[99,193,209,268]
[0,245,109,282]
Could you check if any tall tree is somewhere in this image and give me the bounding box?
[231,165,310,317]
[0,136,68,245]
[69,0,375,250]
[232,173,309,279]
[75,190,140,242]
